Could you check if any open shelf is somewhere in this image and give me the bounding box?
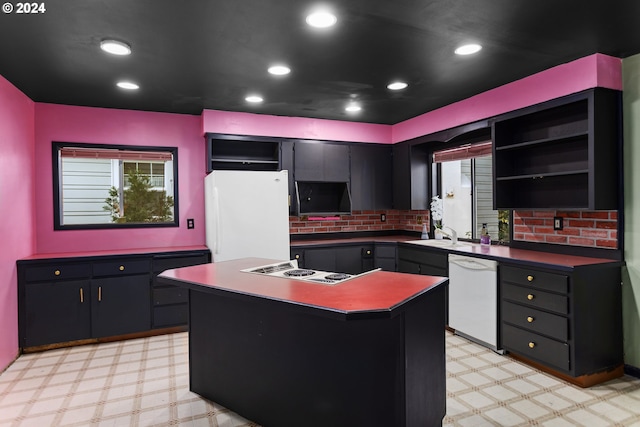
[206,135,280,172]
[492,88,620,210]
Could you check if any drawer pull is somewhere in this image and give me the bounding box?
[79,288,84,303]
[366,250,371,255]
[54,270,61,276]
[119,265,125,271]
[98,286,102,302]
[295,254,300,259]
[527,316,534,323]
[527,294,535,300]
[527,275,534,282]
[528,342,536,349]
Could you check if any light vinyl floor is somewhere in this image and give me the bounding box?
[1,331,639,426]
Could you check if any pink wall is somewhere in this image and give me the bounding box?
[201,109,392,143]
[392,53,623,142]
[34,104,206,253]
[0,76,35,371]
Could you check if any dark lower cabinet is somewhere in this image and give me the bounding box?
[23,279,91,347]
[397,244,448,276]
[292,244,374,274]
[17,248,210,349]
[91,275,151,338]
[500,263,623,384]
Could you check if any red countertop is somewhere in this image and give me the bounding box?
[19,245,209,261]
[158,257,446,316]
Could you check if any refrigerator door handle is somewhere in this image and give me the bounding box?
[213,187,220,255]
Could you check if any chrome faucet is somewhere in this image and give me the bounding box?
[438,226,458,245]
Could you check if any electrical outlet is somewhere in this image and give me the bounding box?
[187,218,195,229]
[553,216,563,230]
[417,215,422,225]
[380,213,386,222]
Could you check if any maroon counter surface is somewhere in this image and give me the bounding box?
[157,257,445,318]
[157,257,448,427]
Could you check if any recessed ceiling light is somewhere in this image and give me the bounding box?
[268,65,291,76]
[306,11,337,28]
[387,81,408,90]
[100,39,132,56]
[454,44,482,55]
[116,81,139,90]
[345,103,361,113]
[246,95,264,103]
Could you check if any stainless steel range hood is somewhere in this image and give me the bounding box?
[295,181,352,216]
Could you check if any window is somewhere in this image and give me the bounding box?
[53,142,178,230]
[432,141,510,243]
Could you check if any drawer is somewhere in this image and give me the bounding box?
[93,259,151,277]
[153,305,188,328]
[502,301,568,341]
[24,263,91,282]
[501,265,568,293]
[502,283,568,315]
[153,287,189,305]
[375,245,396,258]
[152,253,209,273]
[502,323,570,371]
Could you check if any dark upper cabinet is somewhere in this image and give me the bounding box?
[350,143,392,210]
[393,142,429,210]
[294,141,350,182]
[492,88,621,210]
[280,140,296,214]
[206,133,280,173]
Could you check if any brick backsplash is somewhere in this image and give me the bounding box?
[514,210,618,249]
[290,210,430,234]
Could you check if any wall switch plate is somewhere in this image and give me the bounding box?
[553,216,563,230]
[187,218,195,229]
[380,213,386,222]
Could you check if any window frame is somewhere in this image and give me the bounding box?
[428,140,512,244]
[52,141,179,231]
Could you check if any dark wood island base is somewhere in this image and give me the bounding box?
[158,258,448,427]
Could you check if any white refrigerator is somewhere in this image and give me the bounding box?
[204,170,290,262]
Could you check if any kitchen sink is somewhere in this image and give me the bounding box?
[407,239,473,248]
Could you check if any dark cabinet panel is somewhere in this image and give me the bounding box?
[392,142,429,210]
[23,280,91,347]
[374,243,397,272]
[91,275,151,338]
[397,245,447,276]
[350,144,392,210]
[294,141,350,182]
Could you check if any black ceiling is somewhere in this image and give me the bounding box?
[2,0,640,125]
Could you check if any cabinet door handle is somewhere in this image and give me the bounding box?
[295,254,300,259]
[527,316,534,323]
[98,286,102,302]
[366,250,371,255]
[79,288,84,303]
[527,275,534,282]
[527,294,535,300]
[528,342,536,349]
[119,265,125,271]
[54,270,61,276]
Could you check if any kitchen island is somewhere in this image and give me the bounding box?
[157,257,448,427]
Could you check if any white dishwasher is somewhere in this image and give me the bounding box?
[448,254,502,353]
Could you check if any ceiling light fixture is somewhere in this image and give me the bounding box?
[454,44,482,55]
[306,11,337,28]
[100,39,132,56]
[116,81,139,90]
[268,65,291,76]
[345,103,361,113]
[387,81,408,90]
[246,95,264,103]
